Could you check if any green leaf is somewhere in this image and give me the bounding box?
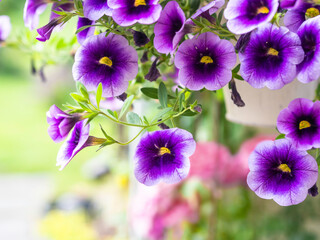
[158,82,168,108]
[275,134,286,140]
[143,116,149,125]
[113,111,118,119]
[217,9,224,25]
[70,92,88,103]
[232,64,241,73]
[97,140,117,152]
[181,109,199,117]
[119,95,134,119]
[151,107,173,123]
[141,87,159,99]
[179,93,185,112]
[85,112,99,124]
[96,83,103,109]
[78,102,92,112]
[75,25,92,34]
[99,124,117,141]
[126,112,141,125]
[233,73,244,81]
[77,83,89,100]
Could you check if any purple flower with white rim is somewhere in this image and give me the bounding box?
[56,120,89,170]
[47,104,84,143]
[83,0,113,21]
[296,16,320,83]
[134,128,196,186]
[174,32,237,91]
[280,0,302,9]
[0,16,11,42]
[191,0,225,19]
[247,139,318,206]
[277,98,320,150]
[108,0,162,27]
[77,17,95,45]
[23,0,49,30]
[224,0,279,34]
[73,33,138,97]
[284,2,320,32]
[56,120,105,170]
[239,23,304,90]
[154,1,186,54]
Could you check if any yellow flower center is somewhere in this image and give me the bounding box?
[134,0,146,7]
[200,56,213,64]
[278,164,291,173]
[159,147,171,155]
[306,7,320,19]
[299,120,311,130]
[257,6,270,15]
[99,56,113,67]
[267,48,279,56]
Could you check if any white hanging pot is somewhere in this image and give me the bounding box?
[223,79,319,127]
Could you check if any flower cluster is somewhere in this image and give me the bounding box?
[6,0,318,205]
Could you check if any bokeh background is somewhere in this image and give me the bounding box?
[1,0,320,239]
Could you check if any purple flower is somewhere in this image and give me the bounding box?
[191,0,225,19]
[296,16,320,83]
[174,32,237,91]
[77,17,95,45]
[0,16,11,42]
[108,0,162,27]
[23,0,48,30]
[277,98,320,150]
[280,0,302,9]
[47,105,83,143]
[247,139,318,206]
[284,2,320,32]
[83,0,113,21]
[56,120,89,170]
[154,1,186,54]
[36,17,63,42]
[239,23,304,89]
[224,0,279,34]
[73,33,138,97]
[134,128,196,186]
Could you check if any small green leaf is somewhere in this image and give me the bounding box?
[181,109,199,117]
[78,102,92,112]
[113,111,119,119]
[233,73,244,81]
[85,112,99,124]
[126,112,141,125]
[141,87,159,99]
[143,116,149,125]
[96,83,103,108]
[78,84,89,100]
[276,134,286,140]
[99,124,117,141]
[151,107,173,123]
[179,93,185,112]
[70,92,88,103]
[232,64,241,73]
[75,25,92,34]
[119,95,134,119]
[217,9,224,25]
[158,82,168,108]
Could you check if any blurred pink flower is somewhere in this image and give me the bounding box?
[130,183,198,240]
[188,142,231,180]
[188,136,275,186]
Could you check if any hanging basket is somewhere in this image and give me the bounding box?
[223,79,319,127]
